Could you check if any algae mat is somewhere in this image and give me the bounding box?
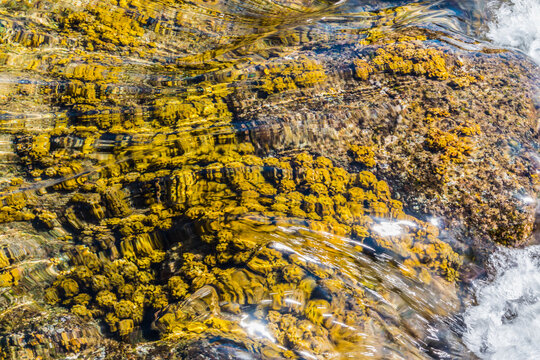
[0,0,537,359]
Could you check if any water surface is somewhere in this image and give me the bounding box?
[0,0,537,359]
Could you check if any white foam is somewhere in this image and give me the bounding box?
[487,0,540,64]
[463,245,540,359]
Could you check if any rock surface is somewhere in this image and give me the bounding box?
[0,0,537,359]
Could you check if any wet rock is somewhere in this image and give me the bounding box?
[0,0,536,359]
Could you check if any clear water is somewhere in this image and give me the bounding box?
[0,0,536,359]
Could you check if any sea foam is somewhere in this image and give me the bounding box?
[487,0,540,63]
[463,245,540,359]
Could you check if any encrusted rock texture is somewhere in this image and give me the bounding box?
[0,0,537,359]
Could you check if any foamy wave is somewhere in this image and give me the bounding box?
[463,245,540,359]
[487,0,540,64]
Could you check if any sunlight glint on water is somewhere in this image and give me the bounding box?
[0,0,536,358]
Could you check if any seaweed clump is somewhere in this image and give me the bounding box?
[353,38,478,87]
[258,58,327,94]
[37,135,461,356]
[57,1,147,53]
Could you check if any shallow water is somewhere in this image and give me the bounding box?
[0,0,537,359]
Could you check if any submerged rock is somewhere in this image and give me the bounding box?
[232,34,538,252]
[0,0,536,359]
